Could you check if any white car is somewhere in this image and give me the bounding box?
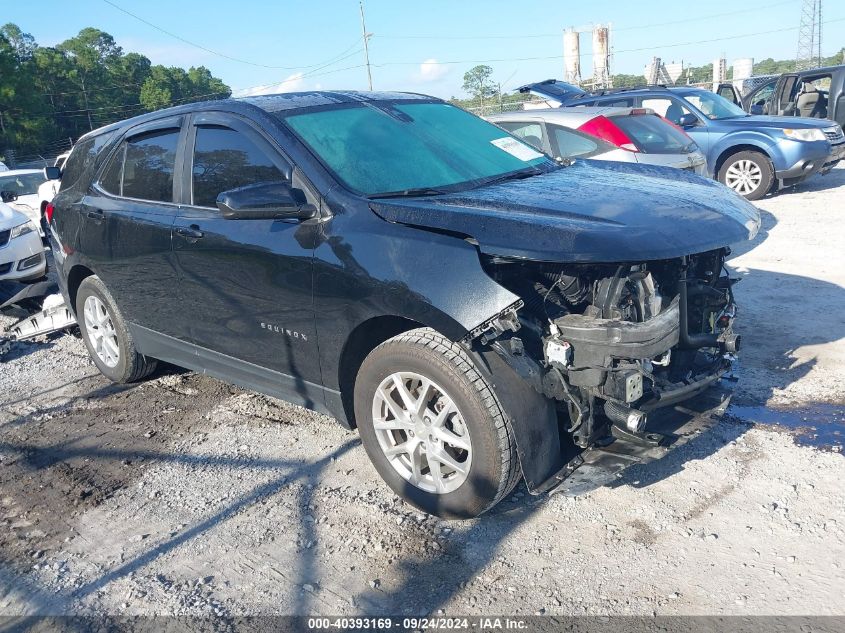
[37,152,70,219]
[0,161,8,172]
[0,169,49,237]
[0,202,47,282]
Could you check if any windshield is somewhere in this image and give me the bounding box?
[0,172,46,196]
[682,91,748,120]
[282,102,553,196]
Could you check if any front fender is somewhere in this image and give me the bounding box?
[709,131,782,169]
[312,202,521,392]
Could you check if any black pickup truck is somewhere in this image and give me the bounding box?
[718,64,845,127]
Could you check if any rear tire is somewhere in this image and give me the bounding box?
[717,150,773,201]
[354,328,520,519]
[76,276,157,384]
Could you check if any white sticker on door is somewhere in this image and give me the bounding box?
[490,137,544,161]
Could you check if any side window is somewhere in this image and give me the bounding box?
[496,122,545,152]
[60,139,95,190]
[751,83,775,107]
[121,129,179,203]
[192,126,286,208]
[604,98,634,107]
[642,97,691,124]
[549,126,601,158]
[99,145,124,196]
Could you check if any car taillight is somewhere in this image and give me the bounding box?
[578,115,638,152]
[44,203,55,223]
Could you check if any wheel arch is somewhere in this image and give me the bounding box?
[714,143,774,178]
[337,314,425,428]
[66,264,95,316]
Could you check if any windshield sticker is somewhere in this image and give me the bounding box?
[490,137,544,161]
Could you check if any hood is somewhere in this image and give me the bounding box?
[0,202,30,228]
[721,114,832,130]
[370,160,761,263]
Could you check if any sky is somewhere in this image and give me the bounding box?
[4,0,845,99]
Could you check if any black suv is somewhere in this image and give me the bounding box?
[49,92,760,518]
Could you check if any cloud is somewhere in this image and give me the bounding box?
[233,73,305,97]
[416,59,449,83]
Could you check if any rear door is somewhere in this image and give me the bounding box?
[83,117,186,338]
[172,112,321,387]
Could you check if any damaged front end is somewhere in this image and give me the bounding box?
[472,248,739,467]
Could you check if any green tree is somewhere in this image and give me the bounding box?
[462,65,496,103]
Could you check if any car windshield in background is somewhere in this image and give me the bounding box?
[611,114,696,154]
[683,91,749,120]
[282,102,553,196]
[0,173,46,196]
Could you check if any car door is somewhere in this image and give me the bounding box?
[773,74,800,116]
[82,117,186,339]
[172,112,321,391]
[716,83,740,106]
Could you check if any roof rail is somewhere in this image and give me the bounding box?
[585,84,674,96]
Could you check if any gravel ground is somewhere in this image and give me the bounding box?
[1,166,843,617]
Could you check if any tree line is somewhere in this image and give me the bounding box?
[0,23,230,166]
[454,49,845,111]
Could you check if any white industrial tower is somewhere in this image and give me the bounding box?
[796,0,823,70]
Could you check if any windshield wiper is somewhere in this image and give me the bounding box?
[368,187,449,199]
[477,167,544,188]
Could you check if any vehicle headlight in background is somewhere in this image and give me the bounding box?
[783,128,826,142]
[9,221,36,240]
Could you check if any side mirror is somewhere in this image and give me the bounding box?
[749,104,764,116]
[678,113,700,128]
[0,190,17,203]
[44,166,61,180]
[216,181,317,221]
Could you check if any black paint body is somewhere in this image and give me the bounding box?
[49,91,760,489]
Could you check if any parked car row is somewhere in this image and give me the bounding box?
[39,90,761,518]
[514,79,844,200]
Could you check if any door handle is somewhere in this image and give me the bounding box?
[86,209,104,223]
[175,225,204,241]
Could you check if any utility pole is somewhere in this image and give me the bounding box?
[359,1,373,91]
[80,76,94,131]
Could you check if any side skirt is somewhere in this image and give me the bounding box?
[129,324,348,425]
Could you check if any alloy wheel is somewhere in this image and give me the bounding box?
[724,159,763,196]
[371,371,472,494]
[83,295,120,368]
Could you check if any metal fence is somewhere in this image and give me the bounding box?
[0,137,74,170]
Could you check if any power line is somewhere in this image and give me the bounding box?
[371,16,845,67]
[374,0,798,40]
[101,0,364,71]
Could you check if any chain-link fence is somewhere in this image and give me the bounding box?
[0,137,75,170]
[461,98,553,117]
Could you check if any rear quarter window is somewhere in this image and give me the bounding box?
[61,133,114,192]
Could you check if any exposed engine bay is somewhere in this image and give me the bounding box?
[476,248,739,449]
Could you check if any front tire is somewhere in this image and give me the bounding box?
[76,276,157,383]
[354,328,520,519]
[717,150,774,201]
